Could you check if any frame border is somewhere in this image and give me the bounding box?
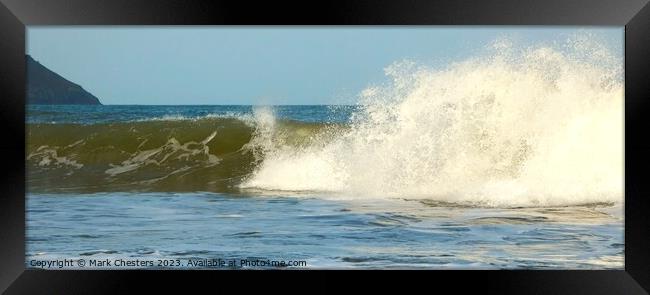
[1,0,649,293]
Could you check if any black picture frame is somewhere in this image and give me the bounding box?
[1,0,649,293]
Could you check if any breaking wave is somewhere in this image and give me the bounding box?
[241,36,624,207]
[27,35,623,207]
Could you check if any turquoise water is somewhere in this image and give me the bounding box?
[26,105,624,269]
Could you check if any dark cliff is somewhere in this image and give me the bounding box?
[27,55,102,105]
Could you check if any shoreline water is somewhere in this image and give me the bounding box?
[26,192,624,270]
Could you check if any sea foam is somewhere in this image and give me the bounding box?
[242,35,624,207]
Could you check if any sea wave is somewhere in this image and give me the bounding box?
[27,110,343,194]
[242,36,624,207]
[27,35,623,207]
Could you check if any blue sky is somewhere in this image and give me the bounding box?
[27,27,623,105]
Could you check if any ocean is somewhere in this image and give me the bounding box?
[26,104,623,269]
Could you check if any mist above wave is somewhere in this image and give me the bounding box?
[242,35,624,207]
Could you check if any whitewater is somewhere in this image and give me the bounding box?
[242,37,623,207]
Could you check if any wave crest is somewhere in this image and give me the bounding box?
[242,36,623,207]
